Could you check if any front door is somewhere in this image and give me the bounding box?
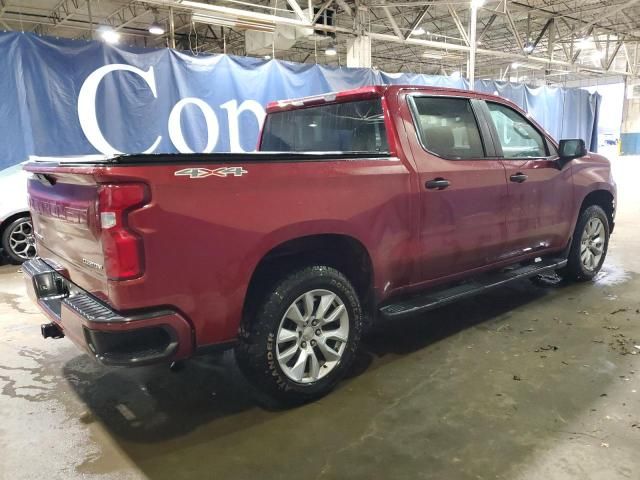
[404,94,509,283]
[483,100,575,260]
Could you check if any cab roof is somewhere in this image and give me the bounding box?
[265,84,518,113]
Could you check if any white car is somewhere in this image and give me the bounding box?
[0,162,35,264]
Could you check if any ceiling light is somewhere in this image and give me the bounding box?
[325,43,337,56]
[99,27,120,44]
[413,27,426,36]
[471,0,485,7]
[422,51,443,59]
[577,37,592,50]
[149,20,164,35]
[511,62,520,69]
[591,50,605,65]
[450,71,461,79]
[264,55,272,60]
[523,42,534,53]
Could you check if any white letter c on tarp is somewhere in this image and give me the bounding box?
[78,64,162,156]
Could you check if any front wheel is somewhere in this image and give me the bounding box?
[235,265,363,405]
[559,205,610,282]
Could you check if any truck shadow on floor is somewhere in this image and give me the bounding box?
[62,278,556,445]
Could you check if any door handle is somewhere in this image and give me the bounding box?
[510,173,528,183]
[425,178,451,190]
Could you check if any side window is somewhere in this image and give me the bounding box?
[410,96,485,159]
[486,102,547,158]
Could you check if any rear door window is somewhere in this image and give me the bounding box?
[486,102,547,158]
[261,99,389,153]
[409,96,486,159]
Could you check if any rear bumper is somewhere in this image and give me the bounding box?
[23,258,193,366]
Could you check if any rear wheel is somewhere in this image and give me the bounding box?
[235,265,363,405]
[2,216,37,264]
[559,205,609,282]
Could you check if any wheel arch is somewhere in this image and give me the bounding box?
[578,189,615,231]
[242,233,375,323]
[0,210,31,237]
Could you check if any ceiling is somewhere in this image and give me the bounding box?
[1,0,639,85]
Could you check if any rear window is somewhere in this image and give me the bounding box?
[261,99,389,153]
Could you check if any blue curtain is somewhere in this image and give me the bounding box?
[0,32,600,169]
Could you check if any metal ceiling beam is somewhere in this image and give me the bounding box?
[13,0,634,80]
[447,5,469,46]
[104,2,151,31]
[406,5,430,39]
[622,42,634,74]
[555,20,570,61]
[34,0,88,35]
[366,30,633,77]
[382,4,404,41]
[477,13,497,43]
[508,1,640,42]
[574,0,640,38]
[286,0,306,22]
[530,17,553,51]
[504,4,523,52]
[606,37,625,70]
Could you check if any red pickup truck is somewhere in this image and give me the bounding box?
[24,85,616,403]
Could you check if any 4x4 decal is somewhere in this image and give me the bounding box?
[174,167,248,179]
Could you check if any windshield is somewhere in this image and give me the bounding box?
[261,99,389,153]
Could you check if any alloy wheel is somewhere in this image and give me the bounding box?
[580,217,604,271]
[8,219,37,261]
[276,289,350,384]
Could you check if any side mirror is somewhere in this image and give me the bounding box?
[558,139,587,160]
[556,139,587,169]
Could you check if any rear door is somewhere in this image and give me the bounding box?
[402,94,509,283]
[481,100,574,259]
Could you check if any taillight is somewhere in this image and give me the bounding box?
[97,183,148,280]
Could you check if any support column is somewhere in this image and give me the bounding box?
[468,2,478,89]
[347,36,371,68]
[87,0,93,38]
[620,78,640,155]
[169,7,176,49]
[346,5,371,68]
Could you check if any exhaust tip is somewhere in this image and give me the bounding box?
[41,323,64,339]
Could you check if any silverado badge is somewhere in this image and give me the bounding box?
[174,167,248,179]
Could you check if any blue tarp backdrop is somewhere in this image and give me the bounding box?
[0,32,600,170]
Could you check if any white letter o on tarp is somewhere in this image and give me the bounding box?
[168,98,220,153]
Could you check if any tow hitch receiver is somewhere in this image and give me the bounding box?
[41,322,64,339]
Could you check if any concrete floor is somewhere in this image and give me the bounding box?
[1,155,639,480]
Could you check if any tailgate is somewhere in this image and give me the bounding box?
[26,168,107,294]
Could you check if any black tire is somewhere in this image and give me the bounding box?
[235,265,363,405]
[1,216,36,265]
[559,205,610,282]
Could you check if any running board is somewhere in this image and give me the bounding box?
[379,257,567,319]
